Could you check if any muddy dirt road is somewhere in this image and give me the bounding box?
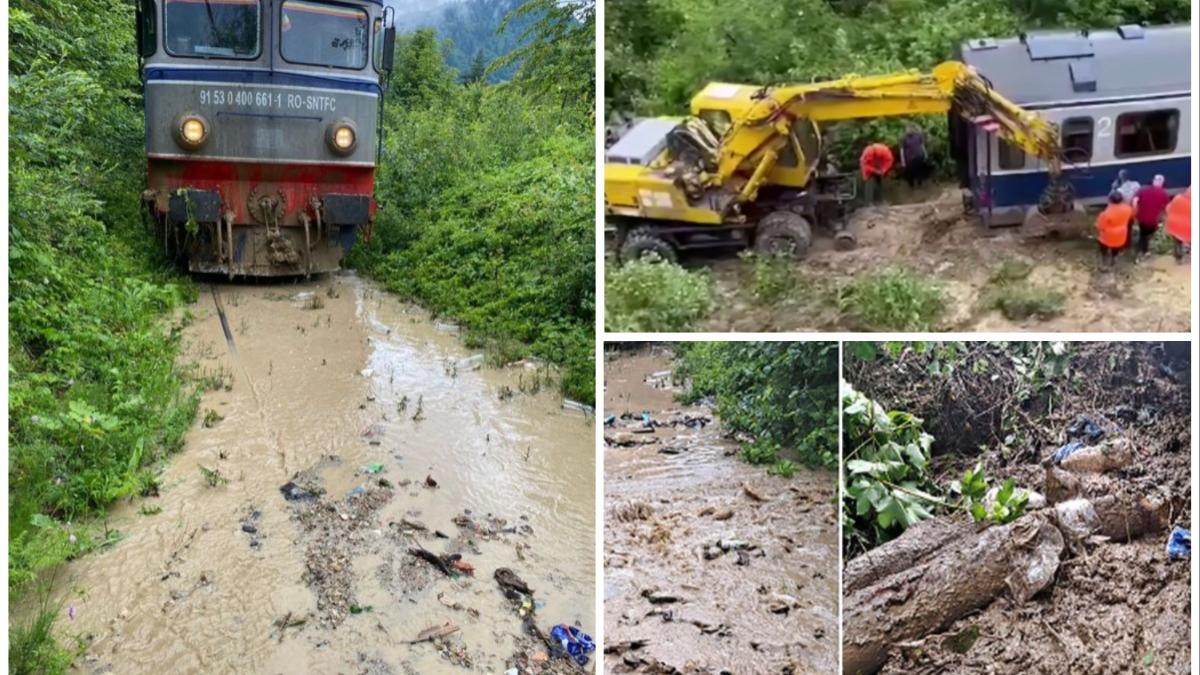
[47,274,595,674]
[603,348,838,673]
[698,190,1190,333]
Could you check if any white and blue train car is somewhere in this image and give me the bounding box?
[950,24,1190,227]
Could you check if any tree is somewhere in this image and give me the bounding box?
[390,28,456,107]
[461,49,488,84]
[491,0,594,112]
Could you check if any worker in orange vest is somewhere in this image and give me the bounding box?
[1095,191,1133,269]
[1164,187,1191,263]
[860,143,894,205]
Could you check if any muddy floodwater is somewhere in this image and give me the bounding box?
[603,348,838,673]
[695,190,1191,333]
[47,273,595,674]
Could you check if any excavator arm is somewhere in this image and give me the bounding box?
[700,61,1069,212]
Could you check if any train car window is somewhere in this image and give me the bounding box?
[164,0,260,60]
[281,1,369,70]
[138,0,157,57]
[997,139,1025,170]
[1061,117,1094,162]
[1114,109,1179,157]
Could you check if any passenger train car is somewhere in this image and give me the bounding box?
[951,24,1190,227]
[136,0,394,276]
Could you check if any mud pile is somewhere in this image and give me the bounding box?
[699,189,1190,333]
[604,348,838,673]
[844,342,1191,674]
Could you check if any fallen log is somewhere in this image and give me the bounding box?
[843,518,973,594]
[843,495,1170,674]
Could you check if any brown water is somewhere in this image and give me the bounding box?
[49,273,595,674]
[603,348,838,673]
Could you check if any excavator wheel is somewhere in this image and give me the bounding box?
[754,211,813,259]
[834,231,858,251]
[620,227,678,264]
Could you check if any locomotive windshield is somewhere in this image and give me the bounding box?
[164,0,261,59]
[281,0,369,70]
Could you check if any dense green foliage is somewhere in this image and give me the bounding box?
[351,1,596,403]
[838,268,945,331]
[676,342,838,470]
[842,382,939,556]
[10,0,201,669]
[395,0,534,83]
[605,260,713,332]
[607,0,1189,172]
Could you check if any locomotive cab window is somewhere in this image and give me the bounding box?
[1114,109,1179,157]
[281,0,369,70]
[164,0,260,59]
[372,18,383,72]
[1061,117,1094,161]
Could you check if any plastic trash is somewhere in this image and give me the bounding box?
[550,624,595,667]
[641,412,653,428]
[347,485,366,498]
[561,399,595,415]
[1065,415,1105,443]
[1167,527,1190,560]
[1051,440,1085,465]
[363,463,384,474]
[458,354,485,371]
[603,415,616,426]
[433,321,460,334]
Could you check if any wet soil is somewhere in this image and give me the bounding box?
[696,188,1190,333]
[846,342,1191,674]
[43,273,595,674]
[603,347,838,674]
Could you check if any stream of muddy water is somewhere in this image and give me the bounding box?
[603,348,838,673]
[48,273,595,674]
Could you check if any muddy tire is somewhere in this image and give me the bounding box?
[834,231,857,251]
[620,227,677,264]
[754,212,813,259]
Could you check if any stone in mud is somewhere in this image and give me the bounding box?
[1059,437,1135,474]
[641,589,681,604]
[279,481,317,502]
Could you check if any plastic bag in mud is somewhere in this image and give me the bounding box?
[1054,498,1099,541]
[1005,517,1065,602]
[551,624,595,666]
[1167,527,1190,560]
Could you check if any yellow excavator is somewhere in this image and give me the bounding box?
[605,61,1078,262]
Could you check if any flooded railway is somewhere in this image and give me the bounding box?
[46,274,595,674]
[603,347,838,673]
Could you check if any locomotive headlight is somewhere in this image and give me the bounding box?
[175,114,210,150]
[326,119,358,155]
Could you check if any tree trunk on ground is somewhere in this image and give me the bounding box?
[843,496,1171,674]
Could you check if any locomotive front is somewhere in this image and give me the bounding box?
[137,0,393,276]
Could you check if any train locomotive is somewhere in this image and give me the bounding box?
[137,0,394,277]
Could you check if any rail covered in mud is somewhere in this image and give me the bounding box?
[45,274,595,674]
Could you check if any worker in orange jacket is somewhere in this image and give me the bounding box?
[860,143,894,205]
[1164,187,1191,263]
[1096,191,1133,269]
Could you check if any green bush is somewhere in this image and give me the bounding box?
[676,342,838,469]
[842,382,939,557]
[985,283,1066,321]
[839,268,944,331]
[605,259,713,332]
[743,251,797,305]
[9,0,202,665]
[354,13,595,404]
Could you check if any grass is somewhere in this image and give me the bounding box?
[838,268,944,331]
[743,251,797,305]
[606,258,713,332]
[981,259,1065,321]
[9,601,77,675]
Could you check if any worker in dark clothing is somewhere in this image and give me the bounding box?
[899,125,930,189]
[1133,175,1171,259]
[860,143,894,205]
